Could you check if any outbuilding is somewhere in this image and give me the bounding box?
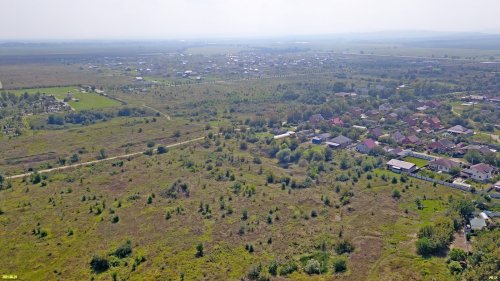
[386,159,417,173]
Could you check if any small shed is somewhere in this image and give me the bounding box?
[470,218,487,230]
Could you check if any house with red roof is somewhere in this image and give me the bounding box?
[427,116,443,130]
[402,135,421,145]
[330,117,344,127]
[356,138,377,154]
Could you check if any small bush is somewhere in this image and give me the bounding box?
[279,262,298,276]
[113,240,132,258]
[334,240,354,254]
[90,255,110,273]
[332,257,347,273]
[304,259,321,275]
[157,146,168,154]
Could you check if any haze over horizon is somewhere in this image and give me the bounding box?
[1,0,500,40]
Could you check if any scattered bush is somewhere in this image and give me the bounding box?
[304,259,321,275]
[332,257,347,273]
[112,240,132,258]
[334,240,354,254]
[90,255,110,273]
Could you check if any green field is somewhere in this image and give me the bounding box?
[9,86,121,110]
[403,157,429,168]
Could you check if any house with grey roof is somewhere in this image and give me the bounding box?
[326,135,352,148]
[447,125,473,135]
[428,158,461,173]
[387,159,417,173]
[462,163,496,183]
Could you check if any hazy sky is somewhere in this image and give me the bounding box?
[1,0,499,39]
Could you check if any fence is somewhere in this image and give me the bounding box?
[407,151,436,161]
[408,173,471,192]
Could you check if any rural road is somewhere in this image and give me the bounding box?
[142,103,171,120]
[6,136,205,180]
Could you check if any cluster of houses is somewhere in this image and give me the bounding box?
[460,94,500,105]
[272,107,498,188]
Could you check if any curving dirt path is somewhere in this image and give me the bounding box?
[6,136,204,180]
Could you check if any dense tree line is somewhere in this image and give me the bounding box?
[48,107,150,126]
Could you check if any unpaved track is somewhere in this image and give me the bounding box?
[6,136,204,180]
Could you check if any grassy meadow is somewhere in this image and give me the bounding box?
[0,135,476,280]
[9,86,121,110]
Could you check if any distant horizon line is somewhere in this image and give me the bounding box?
[1,30,500,43]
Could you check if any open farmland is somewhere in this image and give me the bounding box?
[9,86,121,110]
[0,38,498,281]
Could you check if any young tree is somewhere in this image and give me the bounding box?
[449,166,461,176]
[242,210,249,220]
[70,153,80,163]
[392,189,401,199]
[98,148,107,160]
[464,150,483,164]
[195,243,204,257]
[416,237,433,256]
[268,260,278,276]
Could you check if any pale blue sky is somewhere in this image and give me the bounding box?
[1,0,499,39]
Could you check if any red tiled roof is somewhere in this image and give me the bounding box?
[362,138,377,149]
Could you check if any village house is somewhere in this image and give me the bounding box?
[425,100,441,108]
[366,109,379,117]
[427,116,443,130]
[462,144,494,156]
[462,163,496,182]
[447,125,474,135]
[387,159,417,173]
[428,139,456,153]
[296,129,315,139]
[351,107,363,117]
[311,133,331,144]
[326,135,352,148]
[404,116,418,126]
[402,135,421,146]
[428,158,461,173]
[273,131,295,140]
[461,95,487,102]
[391,131,406,143]
[309,114,325,124]
[385,147,404,157]
[388,112,398,119]
[356,138,377,154]
[334,92,357,98]
[378,103,392,113]
[416,105,429,111]
[369,127,384,139]
[330,117,344,127]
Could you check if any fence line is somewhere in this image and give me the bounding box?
[407,173,471,192]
